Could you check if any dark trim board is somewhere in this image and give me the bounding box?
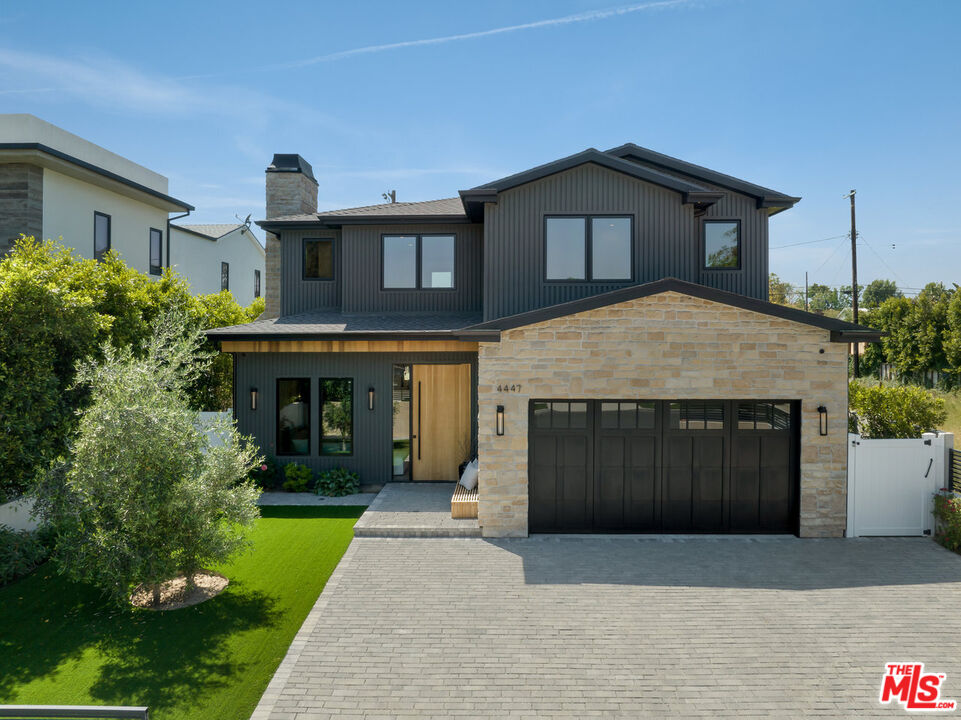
[467,277,882,341]
[0,142,193,211]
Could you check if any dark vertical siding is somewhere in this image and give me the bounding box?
[281,228,343,315]
[235,351,478,485]
[340,223,482,313]
[483,163,770,320]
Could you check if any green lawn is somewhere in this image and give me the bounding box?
[935,389,961,437]
[0,506,364,719]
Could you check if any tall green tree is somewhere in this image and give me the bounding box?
[768,273,797,306]
[34,314,261,606]
[807,283,844,312]
[862,278,902,308]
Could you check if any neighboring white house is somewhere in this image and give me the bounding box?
[0,114,265,301]
[170,223,265,306]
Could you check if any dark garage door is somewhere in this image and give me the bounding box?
[528,400,798,534]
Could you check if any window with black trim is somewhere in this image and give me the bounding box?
[737,401,792,430]
[320,378,353,455]
[94,212,111,262]
[669,401,725,430]
[149,228,163,275]
[277,378,310,456]
[704,220,740,269]
[382,234,454,289]
[545,215,632,281]
[221,261,229,291]
[254,269,261,298]
[303,238,334,280]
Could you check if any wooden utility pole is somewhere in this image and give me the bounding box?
[804,271,809,311]
[845,190,859,377]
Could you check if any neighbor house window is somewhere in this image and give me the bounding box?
[303,238,334,280]
[221,262,229,291]
[704,221,740,269]
[254,269,261,298]
[149,228,163,275]
[277,378,310,456]
[382,234,455,289]
[320,378,353,456]
[94,212,111,262]
[544,215,632,281]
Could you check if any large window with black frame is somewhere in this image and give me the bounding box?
[320,378,353,456]
[277,379,310,456]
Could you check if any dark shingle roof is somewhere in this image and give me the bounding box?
[207,310,483,340]
[317,198,464,218]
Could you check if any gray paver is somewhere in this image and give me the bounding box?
[252,536,961,719]
[352,483,481,537]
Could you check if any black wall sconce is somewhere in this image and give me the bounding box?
[817,405,828,436]
[496,405,505,436]
[250,387,258,411]
[368,386,375,411]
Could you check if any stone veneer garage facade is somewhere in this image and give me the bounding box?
[476,290,849,538]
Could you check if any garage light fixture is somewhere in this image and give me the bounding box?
[817,405,828,436]
[250,387,258,411]
[368,386,375,411]
[496,405,505,436]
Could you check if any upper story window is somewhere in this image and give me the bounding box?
[254,269,261,298]
[94,212,111,262]
[303,238,334,280]
[704,220,740,269]
[544,215,632,282]
[382,234,455,290]
[149,228,163,276]
[221,261,229,291]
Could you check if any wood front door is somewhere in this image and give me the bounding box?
[411,364,471,481]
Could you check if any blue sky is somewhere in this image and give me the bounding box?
[2,0,958,294]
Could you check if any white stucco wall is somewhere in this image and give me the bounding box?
[42,168,169,274]
[169,226,266,306]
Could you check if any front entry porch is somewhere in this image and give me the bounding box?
[353,483,481,537]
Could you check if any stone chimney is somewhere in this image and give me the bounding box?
[262,154,318,318]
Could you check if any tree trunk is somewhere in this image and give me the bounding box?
[152,583,161,607]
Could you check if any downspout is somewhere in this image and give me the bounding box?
[166,209,191,269]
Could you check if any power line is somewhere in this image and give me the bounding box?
[857,235,905,286]
[770,234,848,250]
[812,235,851,275]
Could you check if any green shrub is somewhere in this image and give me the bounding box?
[848,381,947,438]
[250,455,279,490]
[0,524,52,586]
[316,467,360,497]
[32,314,261,606]
[282,463,313,492]
[934,491,961,553]
[0,237,263,502]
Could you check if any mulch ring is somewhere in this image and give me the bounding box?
[130,569,229,610]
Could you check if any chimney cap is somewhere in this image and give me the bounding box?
[267,153,316,182]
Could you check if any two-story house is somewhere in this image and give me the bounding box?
[0,114,265,303]
[208,147,880,538]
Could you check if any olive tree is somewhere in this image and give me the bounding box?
[34,313,261,606]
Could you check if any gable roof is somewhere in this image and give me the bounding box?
[458,148,725,221]
[174,223,244,240]
[465,277,881,342]
[606,143,800,213]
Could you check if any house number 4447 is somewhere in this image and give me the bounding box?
[497,384,521,392]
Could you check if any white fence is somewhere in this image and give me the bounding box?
[0,496,39,532]
[198,410,233,448]
[846,432,953,537]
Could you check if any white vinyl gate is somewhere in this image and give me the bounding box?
[846,432,954,537]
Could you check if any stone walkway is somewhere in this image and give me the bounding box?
[252,535,961,719]
[353,482,481,537]
[257,491,377,506]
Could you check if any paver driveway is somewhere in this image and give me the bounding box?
[253,536,961,719]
